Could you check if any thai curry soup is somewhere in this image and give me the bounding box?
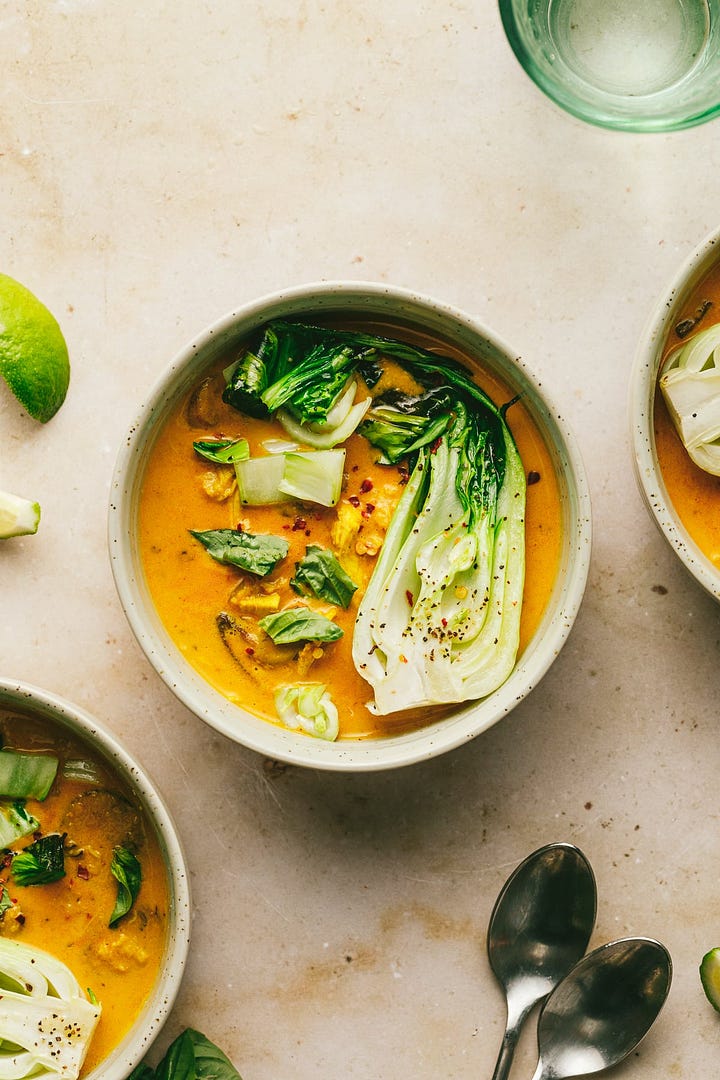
[0,709,169,1075]
[655,263,720,567]
[139,318,563,739]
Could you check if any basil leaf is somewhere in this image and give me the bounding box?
[109,845,142,927]
[193,438,249,465]
[127,1066,157,1080]
[190,529,289,577]
[258,607,343,644]
[290,545,358,608]
[0,884,12,916]
[11,832,66,886]
[155,1028,243,1080]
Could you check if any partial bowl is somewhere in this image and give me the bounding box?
[631,226,720,601]
[0,678,191,1079]
[109,281,592,771]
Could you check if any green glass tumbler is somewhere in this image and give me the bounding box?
[499,0,720,131]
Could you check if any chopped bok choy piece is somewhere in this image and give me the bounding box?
[0,937,101,1080]
[275,684,339,741]
[0,801,39,849]
[353,395,526,715]
[0,749,58,801]
[193,437,250,464]
[235,448,345,507]
[659,323,720,475]
[278,449,345,507]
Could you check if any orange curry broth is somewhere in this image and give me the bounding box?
[0,711,169,1076]
[654,264,720,567]
[139,322,562,739]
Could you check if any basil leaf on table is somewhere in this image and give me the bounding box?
[190,529,289,577]
[135,1028,243,1080]
[109,845,142,927]
[258,606,343,644]
[290,544,358,608]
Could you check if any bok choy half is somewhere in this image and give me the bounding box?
[222,319,527,717]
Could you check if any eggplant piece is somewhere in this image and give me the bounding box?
[217,610,297,678]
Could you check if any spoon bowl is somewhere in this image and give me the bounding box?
[487,842,597,1080]
[531,936,672,1080]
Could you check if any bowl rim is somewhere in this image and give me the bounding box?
[109,279,592,772]
[0,677,192,1079]
[630,226,720,602]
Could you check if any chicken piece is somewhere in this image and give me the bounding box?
[94,931,149,973]
[296,643,324,678]
[199,468,236,502]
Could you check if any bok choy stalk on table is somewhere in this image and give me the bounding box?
[218,319,527,718]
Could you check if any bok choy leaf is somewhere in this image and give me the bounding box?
[11,832,66,886]
[0,800,39,849]
[0,937,101,1080]
[353,395,525,714]
[659,322,720,475]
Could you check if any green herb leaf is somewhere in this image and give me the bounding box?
[190,529,289,577]
[156,1028,244,1080]
[290,545,358,608]
[11,832,66,886]
[193,438,249,465]
[258,607,343,644]
[109,845,142,927]
[0,885,12,916]
[127,1065,157,1080]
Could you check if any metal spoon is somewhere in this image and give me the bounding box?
[488,843,597,1080]
[530,936,672,1079]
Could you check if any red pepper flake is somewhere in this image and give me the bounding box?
[292,517,307,531]
[246,647,255,656]
[360,478,373,493]
[430,436,442,454]
[441,617,448,627]
[349,495,360,508]
[77,865,90,881]
[236,522,245,532]
[527,471,541,485]
[406,590,414,606]
[362,503,375,517]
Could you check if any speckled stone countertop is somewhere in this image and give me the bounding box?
[2,3,720,1077]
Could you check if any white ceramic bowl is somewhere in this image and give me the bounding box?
[109,281,592,771]
[631,227,720,601]
[0,678,191,1079]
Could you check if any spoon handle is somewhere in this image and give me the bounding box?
[490,1024,520,1080]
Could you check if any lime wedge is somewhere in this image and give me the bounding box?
[0,273,70,423]
[0,490,40,538]
[700,947,720,1011]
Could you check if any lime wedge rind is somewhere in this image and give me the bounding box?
[700,947,720,1012]
[0,490,40,539]
[0,273,70,423]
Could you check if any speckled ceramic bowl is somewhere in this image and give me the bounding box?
[0,678,191,1079]
[109,281,592,771]
[631,227,720,601]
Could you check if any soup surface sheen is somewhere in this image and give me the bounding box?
[139,320,563,739]
[0,710,169,1075]
[654,263,720,567]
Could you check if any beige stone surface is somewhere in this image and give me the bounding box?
[2,2,720,1077]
